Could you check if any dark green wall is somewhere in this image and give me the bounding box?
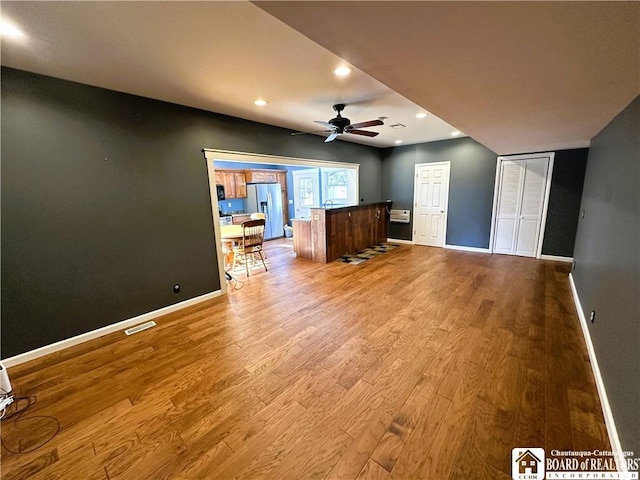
[1,66,600,362]
[541,148,589,257]
[572,96,640,455]
[1,67,382,358]
[381,137,498,248]
[382,139,590,256]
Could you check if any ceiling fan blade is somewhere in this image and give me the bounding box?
[349,119,384,129]
[348,129,380,137]
[325,131,339,143]
[291,130,332,136]
[314,121,335,129]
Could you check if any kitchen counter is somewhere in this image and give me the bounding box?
[308,201,390,211]
[292,219,312,259]
[294,202,390,263]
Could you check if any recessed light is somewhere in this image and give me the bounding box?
[451,131,461,137]
[0,21,24,38]
[333,66,352,77]
[416,112,428,119]
[254,99,268,106]
[395,140,403,145]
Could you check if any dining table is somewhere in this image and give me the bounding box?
[220,225,244,271]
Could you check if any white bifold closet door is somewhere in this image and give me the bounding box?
[494,157,549,257]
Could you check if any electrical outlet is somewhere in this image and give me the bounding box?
[289,199,293,205]
[173,284,180,294]
[590,310,596,323]
[228,202,232,208]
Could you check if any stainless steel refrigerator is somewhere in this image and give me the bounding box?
[245,183,284,240]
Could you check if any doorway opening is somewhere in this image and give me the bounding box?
[202,149,359,293]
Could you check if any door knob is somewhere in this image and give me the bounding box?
[440,210,445,214]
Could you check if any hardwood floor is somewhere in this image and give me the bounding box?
[1,239,610,479]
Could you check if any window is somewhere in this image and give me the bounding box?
[326,170,348,201]
[299,178,315,207]
[321,168,357,206]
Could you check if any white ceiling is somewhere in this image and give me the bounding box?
[1,1,638,154]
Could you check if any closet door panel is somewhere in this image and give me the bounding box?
[494,161,523,255]
[515,158,549,257]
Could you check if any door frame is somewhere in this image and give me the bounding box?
[488,152,555,259]
[412,161,451,247]
[203,149,360,293]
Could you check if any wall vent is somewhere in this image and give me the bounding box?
[390,209,411,223]
[124,321,157,336]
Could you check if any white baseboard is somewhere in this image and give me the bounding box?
[444,244,491,254]
[568,273,626,472]
[540,254,574,263]
[387,238,414,245]
[2,290,222,368]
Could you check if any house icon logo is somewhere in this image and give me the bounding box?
[512,448,545,480]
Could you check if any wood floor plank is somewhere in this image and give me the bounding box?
[447,398,500,479]
[354,458,390,480]
[387,393,452,479]
[370,373,439,471]
[1,241,611,480]
[209,401,307,480]
[327,410,391,480]
[419,361,484,479]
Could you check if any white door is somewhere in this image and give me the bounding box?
[292,169,319,219]
[413,162,450,247]
[493,157,550,257]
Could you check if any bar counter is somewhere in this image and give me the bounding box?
[292,202,390,263]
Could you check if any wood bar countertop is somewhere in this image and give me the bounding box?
[293,202,391,263]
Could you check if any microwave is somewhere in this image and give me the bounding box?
[216,184,225,201]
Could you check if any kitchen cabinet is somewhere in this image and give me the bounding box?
[234,172,247,198]
[276,171,286,191]
[245,169,278,184]
[217,169,247,199]
[292,219,312,259]
[214,171,223,186]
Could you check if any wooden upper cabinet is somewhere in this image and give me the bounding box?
[222,171,236,198]
[245,169,278,184]
[214,171,223,186]
[234,172,247,198]
[276,171,287,191]
[217,169,247,198]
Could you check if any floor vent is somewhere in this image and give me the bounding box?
[124,321,157,336]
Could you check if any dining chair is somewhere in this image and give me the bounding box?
[232,219,268,276]
[249,212,268,259]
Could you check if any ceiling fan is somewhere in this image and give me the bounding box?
[293,104,384,143]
